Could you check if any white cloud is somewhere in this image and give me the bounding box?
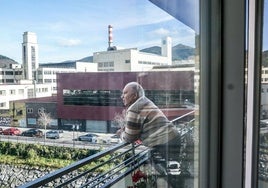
[150,28,171,36]
[57,38,82,47]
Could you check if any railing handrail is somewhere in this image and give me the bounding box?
[18,113,196,188]
[171,110,195,123]
[19,142,130,188]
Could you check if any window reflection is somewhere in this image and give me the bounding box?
[1,0,200,187]
[259,0,268,185]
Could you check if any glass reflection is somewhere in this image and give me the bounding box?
[259,0,268,186]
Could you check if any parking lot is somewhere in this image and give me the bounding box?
[0,126,121,149]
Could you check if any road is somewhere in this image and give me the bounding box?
[0,126,120,149]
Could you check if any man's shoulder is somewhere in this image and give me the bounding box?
[128,97,148,111]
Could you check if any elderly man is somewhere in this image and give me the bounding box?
[117,81,181,161]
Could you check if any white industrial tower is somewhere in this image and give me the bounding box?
[161,36,172,65]
[22,31,39,81]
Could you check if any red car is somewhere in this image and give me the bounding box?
[2,127,21,135]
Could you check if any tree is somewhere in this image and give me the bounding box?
[37,107,52,139]
[112,110,126,129]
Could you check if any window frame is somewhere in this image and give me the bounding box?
[200,0,246,187]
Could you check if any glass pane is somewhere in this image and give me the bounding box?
[259,0,268,186]
[1,0,200,187]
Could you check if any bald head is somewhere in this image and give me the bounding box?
[124,82,145,98]
[121,82,145,107]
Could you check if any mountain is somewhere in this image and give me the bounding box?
[47,43,195,64]
[0,55,19,68]
[140,43,195,60]
[78,56,93,62]
[263,50,268,67]
[140,46,161,55]
[172,44,195,60]
[2,47,268,66]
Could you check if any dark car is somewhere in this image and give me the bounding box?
[2,127,21,135]
[21,128,43,137]
[0,128,3,134]
[77,133,99,142]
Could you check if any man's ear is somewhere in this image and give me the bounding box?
[134,92,138,99]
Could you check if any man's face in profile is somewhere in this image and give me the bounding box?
[121,85,137,107]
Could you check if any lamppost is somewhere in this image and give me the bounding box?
[72,124,80,148]
[72,124,75,148]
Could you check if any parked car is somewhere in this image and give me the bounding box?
[46,130,63,139]
[167,161,181,175]
[21,128,43,137]
[0,128,3,134]
[109,134,122,144]
[97,134,122,144]
[2,127,21,135]
[77,133,99,142]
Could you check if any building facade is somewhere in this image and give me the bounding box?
[0,32,98,112]
[37,62,97,93]
[93,37,172,72]
[56,71,194,133]
[22,31,39,81]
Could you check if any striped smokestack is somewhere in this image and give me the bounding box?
[108,25,113,48]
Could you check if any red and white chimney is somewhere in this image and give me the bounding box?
[108,25,113,48]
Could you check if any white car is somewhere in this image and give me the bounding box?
[167,161,181,175]
[109,134,122,144]
[97,134,122,144]
[46,130,63,139]
[77,133,99,143]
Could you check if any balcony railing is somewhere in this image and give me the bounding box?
[19,111,196,188]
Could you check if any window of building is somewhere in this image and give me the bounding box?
[5,71,14,75]
[44,79,52,83]
[27,108,33,113]
[31,46,36,69]
[10,89,16,95]
[3,0,264,187]
[38,108,46,114]
[28,118,36,125]
[44,71,52,75]
[63,89,194,108]
[27,89,35,98]
[0,90,6,96]
[5,79,13,83]
[257,0,268,186]
[18,89,24,95]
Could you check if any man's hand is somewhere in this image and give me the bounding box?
[116,127,125,137]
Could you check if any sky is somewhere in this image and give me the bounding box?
[0,0,196,64]
[263,0,268,51]
[0,0,267,64]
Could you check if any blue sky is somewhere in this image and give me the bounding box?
[0,0,195,64]
[263,0,268,51]
[0,0,267,64]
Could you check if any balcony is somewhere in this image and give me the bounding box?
[19,112,196,188]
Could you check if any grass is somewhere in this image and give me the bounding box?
[0,154,74,169]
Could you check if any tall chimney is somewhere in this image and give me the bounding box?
[108,25,113,48]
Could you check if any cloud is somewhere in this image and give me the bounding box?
[57,38,82,47]
[150,28,171,36]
